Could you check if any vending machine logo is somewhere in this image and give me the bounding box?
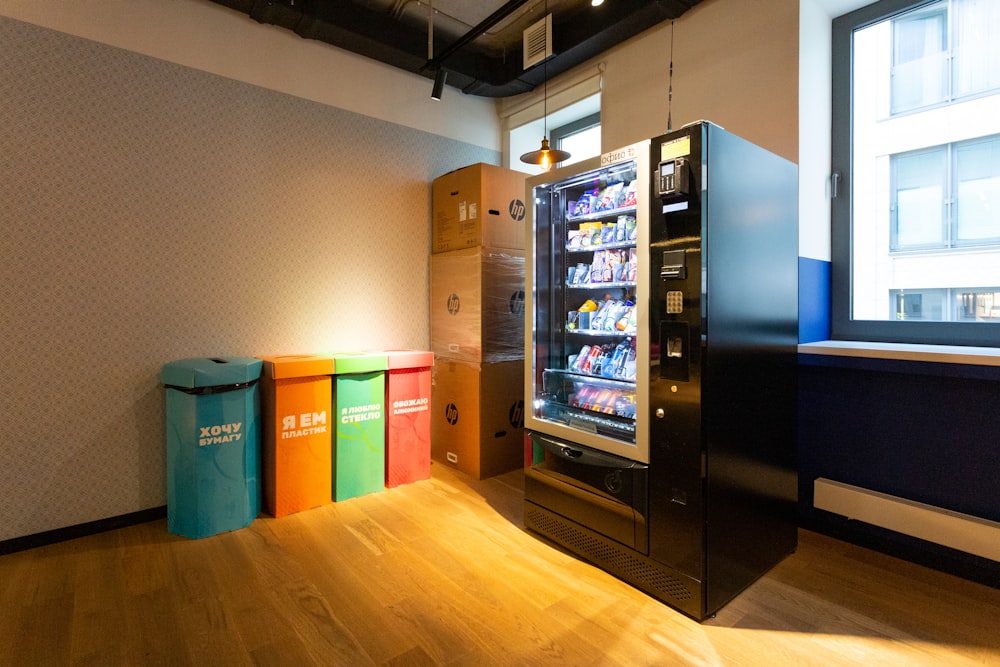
[445,402,459,425]
[447,293,460,315]
[509,289,525,315]
[509,399,524,428]
[509,199,526,221]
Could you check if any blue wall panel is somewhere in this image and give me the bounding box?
[798,256,830,343]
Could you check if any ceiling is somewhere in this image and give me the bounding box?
[208,0,702,97]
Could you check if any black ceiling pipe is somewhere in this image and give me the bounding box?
[207,0,702,98]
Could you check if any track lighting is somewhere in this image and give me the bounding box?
[431,69,447,101]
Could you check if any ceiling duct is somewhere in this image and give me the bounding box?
[208,0,703,97]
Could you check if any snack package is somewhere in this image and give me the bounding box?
[615,217,627,242]
[590,251,606,283]
[589,222,603,246]
[602,222,616,244]
[622,338,637,381]
[597,183,623,211]
[623,181,638,207]
[615,302,635,331]
[602,251,616,282]
[567,228,581,249]
[614,393,637,418]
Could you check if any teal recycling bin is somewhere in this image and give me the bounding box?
[161,357,263,539]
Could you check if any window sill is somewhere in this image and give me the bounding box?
[798,340,1000,367]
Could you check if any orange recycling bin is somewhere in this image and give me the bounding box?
[384,350,434,488]
[258,354,335,517]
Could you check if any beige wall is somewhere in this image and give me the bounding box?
[0,0,501,151]
[510,0,799,164]
[603,0,798,162]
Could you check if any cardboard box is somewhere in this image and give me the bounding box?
[430,247,525,364]
[257,354,334,518]
[430,359,524,480]
[432,163,527,253]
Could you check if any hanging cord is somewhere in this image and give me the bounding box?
[667,20,674,132]
[543,0,548,140]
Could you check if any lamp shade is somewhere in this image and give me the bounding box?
[519,138,571,171]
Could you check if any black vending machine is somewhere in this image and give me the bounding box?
[523,121,798,620]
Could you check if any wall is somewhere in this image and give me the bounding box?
[0,10,499,543]
[0,0,499,151]
[501,0,800,165]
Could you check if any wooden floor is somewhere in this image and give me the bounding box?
[2,464,999,667]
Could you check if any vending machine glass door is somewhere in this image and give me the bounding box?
[525,141,650,464]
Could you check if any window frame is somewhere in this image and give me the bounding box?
[831,0,999,346]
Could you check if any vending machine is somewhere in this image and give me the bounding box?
[523,121,799,620]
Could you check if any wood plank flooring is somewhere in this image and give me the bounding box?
[1,463,998,666]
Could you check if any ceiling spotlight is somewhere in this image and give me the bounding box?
[431,69,447,101]
[591,0,605,6]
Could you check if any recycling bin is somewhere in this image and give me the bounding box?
[258,354,335,518]
[161,356,263,539]
[384,350,433,488]
[331,352,387,501]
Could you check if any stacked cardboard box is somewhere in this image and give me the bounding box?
[430,163,527,479]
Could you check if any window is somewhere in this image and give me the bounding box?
[506,85,602,176]
[832,0,1000,345]
[549,112,601,168]
[891,3,947,113]
[891,135,1000,251]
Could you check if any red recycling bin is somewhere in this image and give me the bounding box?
[384,350,434,488]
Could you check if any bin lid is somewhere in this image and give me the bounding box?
[161,357,263,388]
[331,352,388,374]
[258,354,335,379]
[385,350,434,370]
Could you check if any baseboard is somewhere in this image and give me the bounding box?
[0,506,167,556]
[813,478,1000,563]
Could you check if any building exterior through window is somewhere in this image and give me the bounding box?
[844,0,1000,331]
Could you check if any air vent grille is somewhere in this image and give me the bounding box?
[525,505,694,603]
[522,14,552,70]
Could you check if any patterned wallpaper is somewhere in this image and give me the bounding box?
[0,17,498,541]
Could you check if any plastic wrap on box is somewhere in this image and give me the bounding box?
[430,247,525,364]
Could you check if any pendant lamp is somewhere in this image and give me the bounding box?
[520,3,570,171]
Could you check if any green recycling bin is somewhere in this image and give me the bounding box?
[161,357,262,538]
[331,352,387,501]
